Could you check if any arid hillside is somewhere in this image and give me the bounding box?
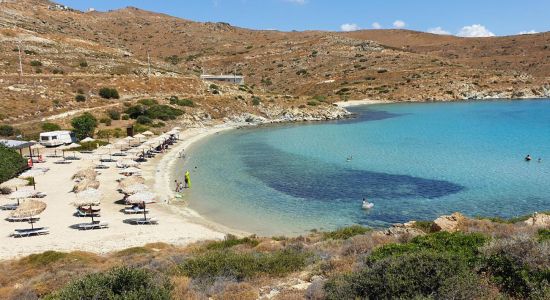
[1,0,549,129]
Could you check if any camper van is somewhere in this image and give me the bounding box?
[39,131,77,147]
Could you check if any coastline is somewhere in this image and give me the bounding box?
[334,99,395,108]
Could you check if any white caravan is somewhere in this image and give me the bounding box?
[39,131,77,147]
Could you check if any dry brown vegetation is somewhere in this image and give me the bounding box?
[1,0,549,134]
[0,213,547,299]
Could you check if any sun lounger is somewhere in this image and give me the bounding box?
[6,216,40,222]
[112,153,128,157]
[11,227,50,238]
[123,207,150,214]
[0,204,18,210]
[100,158,117,163]
[77,221,109,230]
[76,209,101,218]
[80,150,95,154]
[129,217,158,225]
[95,164,110,169]
[54,160,72,164]
[65,157,81,161]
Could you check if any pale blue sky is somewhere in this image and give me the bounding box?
[56,0,549,36]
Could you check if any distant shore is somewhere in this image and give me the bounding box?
[334,99,395,107]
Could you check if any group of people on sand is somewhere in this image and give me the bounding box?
[175,170,192,192]
[525,154,542,163]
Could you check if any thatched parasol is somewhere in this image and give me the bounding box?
[72,168,97,182]
[73,188,103,222]
[119,167,141,175]
[80,137,96,143]
[118,176,145,189]
[30,143,46,156]
[121,184,149,195]
[0,178,29,192]
[10,199,46,229]
[73,179,100,193]
[9,189,39,205]
[127,192,156,219]
[142,131,154,137]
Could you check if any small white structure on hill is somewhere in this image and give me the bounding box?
[200,74,245,85]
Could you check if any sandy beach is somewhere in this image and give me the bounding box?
[0,124,237,260]
[334,99,395,108]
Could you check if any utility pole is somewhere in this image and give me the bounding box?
[17,41,23,82]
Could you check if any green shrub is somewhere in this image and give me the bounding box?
[0,124,15,137]
[323,225,371,240]
[209,84,219,90]
[169,97,194,107]
[0,144,28,183]
[79,61,88,68]
[107,110,121,120]
[30,60,42,67]
[251,96,261,106]
[307,100,319,106]
[164,55,181,65]
[125,105,146,119]
[51,267,172,300]
[99,87,120,99]
[24,251,68,266]
[121,114,129,120]
[41,122,61,131]
[145,105,183,121]
[325,250,476,300]
[178,248,312,281]
[367,232,487,265]
[205,235,260,250]
[538,229,550,242]
[52,68,64,74]
[71,113,98,140]
[411,220,436,233]
[75,94,86,102]
[136,116,152,125]
[138,99,158,106]
[100,117,112,126]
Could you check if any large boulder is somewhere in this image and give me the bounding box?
[431,212,466,232]
[524,212,550,228]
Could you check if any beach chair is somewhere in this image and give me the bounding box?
[95,164,110,169]
[11,227,50,238]
[6,216,40,222]
[76,209,101,218]
[77,221,109,230]
[123,207,150,214]
[129,217,158,225]
[0,204,18,210]
[54,159,72,164]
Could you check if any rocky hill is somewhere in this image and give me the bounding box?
[1,0,549,132]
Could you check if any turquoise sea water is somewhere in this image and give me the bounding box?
[177,99,550,236]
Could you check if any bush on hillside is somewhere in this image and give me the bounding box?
[0,144,27,183]
[50,267,172,300]
[107,110,121,120]
[98,87,120,99]
[323,225,371,240]
[99,117,112,126]
[0,124,15,137]
[325,250,483,299]
[138,99,158,106]
[136,116,152,125]
[144,105,183,121]
[71,113,98,140]
[169,96,194,107]
[30,60,42,67]
[205,235,259,250]
[75,94,86,102]
[178,248,312,281]
[41,122,61,132]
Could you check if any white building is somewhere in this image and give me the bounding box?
[200,74,245,85]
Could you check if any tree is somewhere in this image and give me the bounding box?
[0,144,27,183]
[0,124,15,137]
[71,113,98,140]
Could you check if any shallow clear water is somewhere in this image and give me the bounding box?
[176,99,550,236]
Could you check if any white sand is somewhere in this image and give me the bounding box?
[0,125,235,260]
[335,99,395,107]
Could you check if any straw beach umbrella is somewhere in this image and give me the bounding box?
[121,183,149,195]
[72,168,97,182]
[73,179,100,193]
[73,188,102,222]
[10,199,46,230]
[142,131,154,137]
[118,176,145,189]
[30,143,45,157]
[9,189,39,205]
[127,191,156,220]
[0,178,29,191]
[81,137,96,143]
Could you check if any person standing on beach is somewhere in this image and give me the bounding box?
[174,180,179,192]
[185,170,191,188]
